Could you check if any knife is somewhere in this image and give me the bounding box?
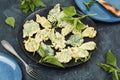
[97,0,120,16]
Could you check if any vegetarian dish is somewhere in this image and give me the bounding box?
[22,4,97,67]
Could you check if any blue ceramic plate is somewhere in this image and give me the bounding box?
[0,52,22,80]
[75,0,120,22]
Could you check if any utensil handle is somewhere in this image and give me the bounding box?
[1,40,27,66]
[97,0,120,16]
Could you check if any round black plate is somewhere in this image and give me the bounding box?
[18,7,97,68]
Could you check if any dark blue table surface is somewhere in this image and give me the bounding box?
[0,0,120,80]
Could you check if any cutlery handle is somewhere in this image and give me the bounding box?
[1,40,27,66]
[97,0,120,16]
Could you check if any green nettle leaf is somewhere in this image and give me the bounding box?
[32,0,46,7]
[42,55,64,68]
[62,16,84,31]
[84,0,96,11]
[73,18,79,27]
[98,63,115,73]
[98,50,120,80]
[37,46,48,58]
[61,16,74,21]
[62,6,77,16]
[112,70,119,80]
[106,50,117,67]
[23,8,30,14]
[61,6,93,31]
[79,14,97,20]
[76,21,84,31]
[20,0,46,14]
[20,1,28,9]
[20,1,30,14]
[5,17,15,28]
[29,3,35,11]
[118,74,120,79]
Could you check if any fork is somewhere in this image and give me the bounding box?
[1,40,42,80]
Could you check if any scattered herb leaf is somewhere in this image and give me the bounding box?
[98,63,115,73]
[32,0,46,7]
[107,50,117,67]
[41,55,64,68]
[20,0,46,14]
[118,74,120,79]
[29,3,35,12]
[98,50,120,80]
[112,70,119,80]
[5,17,15,28]
[84,0,96,11]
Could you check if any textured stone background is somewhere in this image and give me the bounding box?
[0,0,120,80]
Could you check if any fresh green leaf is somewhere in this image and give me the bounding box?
[84,0,96,11]
[98,63,115,73]
[62,17,84,31]
[61,16,74,21]
[29,3,35,11]
[32,0,46,7]
[42,55,64,68]
[20,0,30,14]
[37,45,48,58]
[117,67,120,72]
[78,14,97,20]
[73,18,79,28]
[20,0,46,14]
[76,21,85,31]
[98,50,120,80]
[61,6,94,31]
[22,7,30,14]
[5,17,15,28]
[38,45,63,67]
[118,74,120,79]
[20,1,28,9]
[106,50,117,67]
[62,6,76,16]
[112,70,119,80]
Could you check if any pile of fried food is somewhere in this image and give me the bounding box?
[22,4,97,65]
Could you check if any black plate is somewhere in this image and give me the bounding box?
[18,7,98,68]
